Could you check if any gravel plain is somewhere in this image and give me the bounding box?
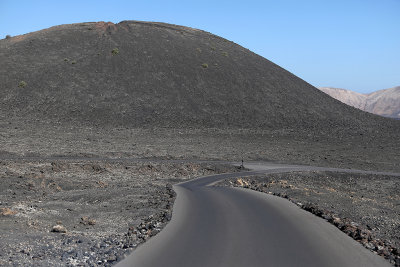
[0,159,238,266]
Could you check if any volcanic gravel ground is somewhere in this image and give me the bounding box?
[219,171,400,266]
[0,160,238,266]
[1,122,399,173]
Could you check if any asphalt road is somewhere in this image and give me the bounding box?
[116,162,395,267]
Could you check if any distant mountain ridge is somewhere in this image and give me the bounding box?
[319,86,400,119]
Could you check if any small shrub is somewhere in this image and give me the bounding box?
[5,35,11,39]
[71,60,77,64]
[201,63,208,68]
[111,48,119,55]
[18,81,27,88]
[63,58,69,62]
[222,52,228,57]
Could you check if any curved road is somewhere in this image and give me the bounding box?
[115,162,395,267]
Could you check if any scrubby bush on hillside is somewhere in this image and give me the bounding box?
[202,63,208,68]
[111,48,119,55]
[18,81,27,88]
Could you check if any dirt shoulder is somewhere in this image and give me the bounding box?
[0,160,238,266]
[219,171,400,266]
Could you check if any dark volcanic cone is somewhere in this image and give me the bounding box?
[0,21,399,134]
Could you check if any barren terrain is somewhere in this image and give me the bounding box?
[0,160,237,266]
[1,121,400,173]
[1,20,399,266]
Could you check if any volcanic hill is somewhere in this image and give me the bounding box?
[1,21,399,171]
[0,20,395,130]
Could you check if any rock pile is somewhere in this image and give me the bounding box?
[51,225,67,233]
[123,183,175,250]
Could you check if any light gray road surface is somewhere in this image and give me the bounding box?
[117,163,392,267]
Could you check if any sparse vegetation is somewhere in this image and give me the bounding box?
[5,35,11,39]
[196,48,202,53]
[63,58,69,62]
[18,81,27,88]
[202,63,208,68]
[71,60,77,64]
[222,52,228,57]
[111,48,120,55]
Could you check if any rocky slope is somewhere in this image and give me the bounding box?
[319,86,400,119]
[0,20,398,133]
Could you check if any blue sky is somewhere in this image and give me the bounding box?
[1,0,399,93]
